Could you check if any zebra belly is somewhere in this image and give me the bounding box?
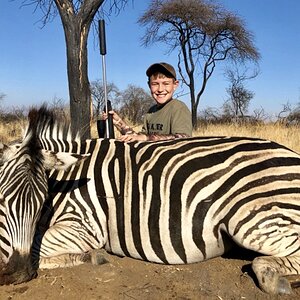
[105,223,226,264]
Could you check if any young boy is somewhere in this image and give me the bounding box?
[103,62,192,142]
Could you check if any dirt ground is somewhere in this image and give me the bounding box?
[0,248,299,300]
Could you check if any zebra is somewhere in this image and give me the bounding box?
[0,107,87,285]
[0,107,300,294]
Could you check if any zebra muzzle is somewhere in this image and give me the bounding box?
[0,251,37,285]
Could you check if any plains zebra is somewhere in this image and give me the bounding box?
[0,108,87,285]
[0,107,299,294]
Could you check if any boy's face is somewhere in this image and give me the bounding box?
[148,74,179,105]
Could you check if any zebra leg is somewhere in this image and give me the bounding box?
[38,249,109,269]
[34,218,109,269]
[252,255,300,294]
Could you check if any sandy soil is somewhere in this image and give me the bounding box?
[0,248,299,300]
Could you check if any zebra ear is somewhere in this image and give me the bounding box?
[0,143,16,165]
[41,150,90,170]
[0,143,6,165]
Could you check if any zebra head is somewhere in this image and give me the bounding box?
[0,107,88,285]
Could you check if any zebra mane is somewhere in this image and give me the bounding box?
[25,105,79,151]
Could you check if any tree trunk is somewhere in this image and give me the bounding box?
[188,77,198,129]
[64,21,91,140]
[54,0,106,140]
[191,97,198,129]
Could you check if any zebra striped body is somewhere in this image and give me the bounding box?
[35,132,300,294]
[38,137,300,260]
[0,108,299,294]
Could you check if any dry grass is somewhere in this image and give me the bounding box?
[1,119,299,154]
[195,122,300,153]
[0,120,25,144]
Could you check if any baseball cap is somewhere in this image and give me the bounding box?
[146,62,177,79]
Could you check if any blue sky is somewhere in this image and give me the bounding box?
[0,0,299,118]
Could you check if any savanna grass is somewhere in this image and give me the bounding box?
[194,122,300,153]
[2,119,300,154]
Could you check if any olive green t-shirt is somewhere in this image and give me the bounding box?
[141,99,192,136]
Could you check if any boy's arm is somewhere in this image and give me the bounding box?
[170,102,193,136]
[102,110,137,135]
[146,133,190,141]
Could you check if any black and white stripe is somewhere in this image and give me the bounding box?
[0,107,85,285]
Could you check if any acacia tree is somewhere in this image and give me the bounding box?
[19,0,129,139]
[0,93,5,105]
[118,85,153,124]
[139,0,260,128]
[223,68,258,118]
[91,80,119,118]
[0,93,6,114]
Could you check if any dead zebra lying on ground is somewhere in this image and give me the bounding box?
[0,106,299,295]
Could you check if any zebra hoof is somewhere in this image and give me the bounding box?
[277,277,292,295]
[252,257,292,295]
[90,249,109,265]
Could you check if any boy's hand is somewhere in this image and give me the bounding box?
[118,133,148,143]
[101,110,123,125]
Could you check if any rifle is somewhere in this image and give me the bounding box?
[97,19,114,139]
